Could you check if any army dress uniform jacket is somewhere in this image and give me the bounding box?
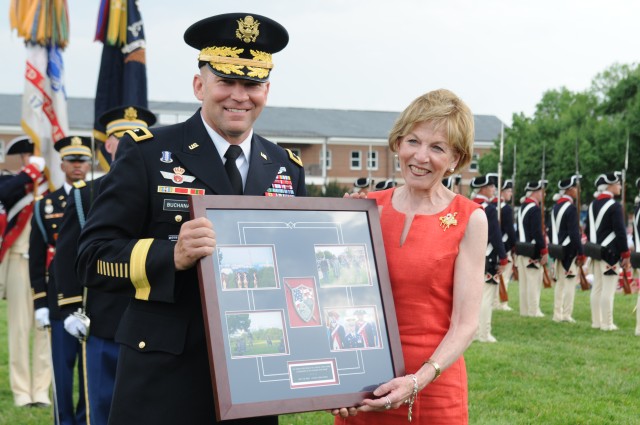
[549,195,584,271]
[584,194,629,266]
[29,186,67,319]
[55,178,129,338]
[76,110,305,425]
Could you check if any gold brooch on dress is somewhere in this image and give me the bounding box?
[439,212,458,231]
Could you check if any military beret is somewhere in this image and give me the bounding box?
[184,13,289,83]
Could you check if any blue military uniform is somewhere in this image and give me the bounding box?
[471,174,507,343]
[584,172,629,331]
[548,175,585,323]
[515,180,549,317]
[30,135,92,423]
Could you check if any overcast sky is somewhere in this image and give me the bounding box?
[2,0,639,125]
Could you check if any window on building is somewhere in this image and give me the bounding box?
[366,150,378,170]
[351,151,361,170]
[469,153,480,171]
[320,149,332,170]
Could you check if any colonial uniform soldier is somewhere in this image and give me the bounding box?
[442,174,461,193]
[471,174,507,342]
[30,136,91,422]
[55,106,156,425]
[515,180,548,317]
[76,13,305,425]
[548,175,585,323]
[0,136,52,407]
[632,178,640,337]
[492,179,517,311]
[584,172,629,331]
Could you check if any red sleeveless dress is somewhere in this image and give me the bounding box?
[336,188,480,425]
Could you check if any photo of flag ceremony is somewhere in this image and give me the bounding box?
[1,0,639,424]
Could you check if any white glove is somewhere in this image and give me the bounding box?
[34,307,50,329]
[28,156,45,172]
[64,314,87,339]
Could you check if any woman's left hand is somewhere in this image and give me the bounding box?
[357,375,415,412]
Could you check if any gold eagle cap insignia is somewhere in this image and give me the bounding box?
[71,136,82,146]
[439,212,458,231]
[236,16,260,43]
[124,107,138,120]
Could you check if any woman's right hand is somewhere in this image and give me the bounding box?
[328,407,358,418]
[343,192,367,199]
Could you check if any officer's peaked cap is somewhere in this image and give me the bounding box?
[98,106,157,138]
[184,13,288,83]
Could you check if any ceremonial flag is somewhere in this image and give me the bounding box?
[9,0,70,188]
[93,0,148,171]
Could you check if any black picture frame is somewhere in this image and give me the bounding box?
[190,195,404,421]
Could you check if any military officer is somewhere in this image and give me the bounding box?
[515,180,548,317]
[76,13,305,425]
[442,174,461,193]
[0,136,51,407]
[55,106,156,425]
[548,175,585,324]
[30,135,91,422]
[584,172,629,331]
[492,179,517,311]
[471,174,507,342]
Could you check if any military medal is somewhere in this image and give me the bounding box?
[44,199,54,214]
[160,151,173,163]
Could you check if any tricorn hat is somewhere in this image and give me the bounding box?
[525,180,548,191]
[595,172,621,186]
[375,180,396,191]
[470,173,498,188]
[184,13,289,83]
[6,136,34,155]
[558,174,581,190]
[354,177,372,188]
[502,179,513,190]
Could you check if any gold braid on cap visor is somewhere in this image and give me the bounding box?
[199,46,273,79]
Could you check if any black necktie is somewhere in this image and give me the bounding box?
[224,145,243,195]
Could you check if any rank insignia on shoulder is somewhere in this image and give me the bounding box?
[125,127,154,143]
[286,149,303,167]
[73,180,87,189]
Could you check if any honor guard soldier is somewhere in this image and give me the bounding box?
[30,136,91,421]
[55,106,156,425]
[492,179,517,311]
[0,137,52,407]
[76,13,305,425]
[515,180,548,317]
[471,174,507,342]
[584,172,630,331]
[354,177,373,194]
[548,175,585,323]
[632,178,640,336]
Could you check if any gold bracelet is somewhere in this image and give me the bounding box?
[405,374,418,423]
[424,359,441,382]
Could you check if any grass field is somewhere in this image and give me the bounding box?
[1,283,639,425]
